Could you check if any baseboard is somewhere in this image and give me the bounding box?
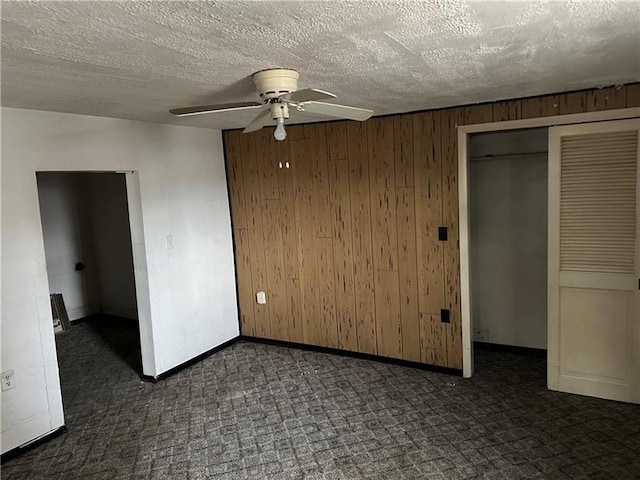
[241,336,463,377]
[101,305,138,321]
[1,426,67,463]
[141,336,241,382]
[474,341,546,357]
[67,304,98,321]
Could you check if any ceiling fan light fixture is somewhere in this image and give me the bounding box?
[274,118,287,141]
[270,101,289,141]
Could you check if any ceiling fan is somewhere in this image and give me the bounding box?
[169,68,374,141]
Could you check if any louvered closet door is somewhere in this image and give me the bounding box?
[548,119,639,404]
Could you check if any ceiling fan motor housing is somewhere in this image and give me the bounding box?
[253,68,299,100]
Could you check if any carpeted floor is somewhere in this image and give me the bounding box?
[2,315,639,479]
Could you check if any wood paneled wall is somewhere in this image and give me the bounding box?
[224,83,640,370]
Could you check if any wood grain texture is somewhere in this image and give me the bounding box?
[520,95,560,119]
[256,129,280,200]
[414,111,444,314]
[310,124,332,238]
[224,83,638,370]
[441,108,464,370]
[626,83,640,107]
[347,121,377,355]
[241,134,271,338]
[396,187,420,362]
[559,91,587,115]
[492,100,521,122]
[394,115,414,187]
[224,131,248,229]
[329,159,358,351]
[277,140,295,197]
[374,269,402,359]
[317,237,338,348]
[586,86,626,112]
[280,195,299,280]
[420,313,447,366]
[262,198,288,341]
[463,104,493,125]
[285,277,304,343]
[368,117,398,271]
[327,121,348,160]
[296,187,320,345]
[233,228,255,336]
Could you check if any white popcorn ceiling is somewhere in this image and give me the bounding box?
[2,1,639,130]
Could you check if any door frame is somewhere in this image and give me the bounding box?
[34,169,156,377]
[458,107,640,378]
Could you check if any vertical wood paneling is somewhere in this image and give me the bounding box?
[368,118,397,271]
[277,140,295,197]
[285,277,303,343]
[262,198,288,340]
[310,124,332,238]
[256,129,280,199]
[559,91,587,114]
[329,159,357,352]
[280,195,299,280]
[442,108,464,369]
[241,134,271,338]
[420,313,447,366]
[492,100,521,121]
[626,84,640,107]
[463,104,493,124]
[520,95,559,119]
[226,83,639,370]
[292,133,321,345]
[348,122,377,354]
[317,238,338,348]
[396,187,420,362]
[224,131,248,229]
[233,228,255,336]
[327,122,348,160]
[394,115,414,187]
[374,270,402,359]
[414,111,444,314]
[296,188,320,344]
[586,86,626,111]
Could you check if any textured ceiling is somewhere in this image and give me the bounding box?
[2,1,639,130]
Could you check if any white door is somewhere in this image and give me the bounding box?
[548,119,640,403]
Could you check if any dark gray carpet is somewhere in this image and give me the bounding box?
[2,315,639,479]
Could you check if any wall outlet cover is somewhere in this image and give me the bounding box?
[2,370,16,391]
[256,291,267,304]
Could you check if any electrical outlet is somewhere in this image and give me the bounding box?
[1,370,16,392]
[256,291,267,305]
[165,235,174,250]
[474,329,490,342]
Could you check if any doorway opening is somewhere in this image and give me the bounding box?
[467,128,548,377]
[36,172,143,376]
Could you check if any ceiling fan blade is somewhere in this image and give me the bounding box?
[300,101,373,121]
[170,101,262,117]
[280,88,336,103]
[243,108,272,133]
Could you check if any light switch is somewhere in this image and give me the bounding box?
[256,291,266,304]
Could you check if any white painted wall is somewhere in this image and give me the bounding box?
[469,128,548,349]
[1,107,239,454]
[37,173,100,320]
[86,173,138,320]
